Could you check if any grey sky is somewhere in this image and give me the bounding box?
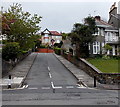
[2,1,117,33]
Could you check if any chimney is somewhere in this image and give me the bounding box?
[95,16,101,21]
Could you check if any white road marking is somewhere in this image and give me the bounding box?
[42,87,50,89]
[28,87,38,90]
[54,86,62,89]
[51,82,54,88]
[22,85,25,88]
[77,84,86,88]
[25,85,28,88]
[66,86,74,88]
[82,83,87,87]
[48,66,50,71]
[49,72,52,78]
[51,82,62,89]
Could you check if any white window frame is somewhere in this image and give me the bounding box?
[93,41,100,54]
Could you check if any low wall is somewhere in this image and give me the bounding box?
[62,53,120,84]
[37,48,54,53]
[2,50,32,77]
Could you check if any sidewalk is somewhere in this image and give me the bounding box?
[54,54,119,90]
[1,53,37,89]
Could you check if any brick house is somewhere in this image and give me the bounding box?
[41,28,62,46]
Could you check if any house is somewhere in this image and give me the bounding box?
[89,3,120,57]
[89,16,119,56]
[41,28,62,46]
[108,2,120,29]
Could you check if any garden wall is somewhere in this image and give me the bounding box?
[62,53,120,85]
[2,50,32,77]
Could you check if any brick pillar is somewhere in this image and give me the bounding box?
[68,53,71,61]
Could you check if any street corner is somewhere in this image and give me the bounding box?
[1,77,25,90]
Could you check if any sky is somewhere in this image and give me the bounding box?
[1,0,119,33]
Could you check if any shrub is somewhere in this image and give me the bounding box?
[40,45,47,48]
[2,42,20,61]
[54,48,61,55]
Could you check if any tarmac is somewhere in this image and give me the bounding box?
[1,52,119,90]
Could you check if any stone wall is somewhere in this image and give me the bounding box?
[62,53,120,85]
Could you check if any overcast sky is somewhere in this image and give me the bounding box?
[1,0,119,33]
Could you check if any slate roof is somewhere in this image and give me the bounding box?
[95,17,118,31]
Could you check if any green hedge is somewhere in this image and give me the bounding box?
[54,48,61,55]
[2,42,20,61]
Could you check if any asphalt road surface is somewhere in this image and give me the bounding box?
[2,53,119,105]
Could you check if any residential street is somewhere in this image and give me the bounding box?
[2,53,119,105]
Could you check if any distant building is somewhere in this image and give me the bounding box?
[41,28,62,46]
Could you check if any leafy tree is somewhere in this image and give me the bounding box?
[62,33,69,40]
[69,16,97,58]
[2,42,20,61]
[2,3,42,50]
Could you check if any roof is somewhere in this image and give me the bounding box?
[49,31,61,36]
[95,17,118,31]
[95,19,112,28]
[42,28,62,36]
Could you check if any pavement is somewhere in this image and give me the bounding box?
[1,53,37,89]
[54,54,119,90]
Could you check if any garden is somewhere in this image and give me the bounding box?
[87,57,119,73]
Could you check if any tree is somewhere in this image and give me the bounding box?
[104,44,112,55]
[2,3,42,50]
[2,42,20,61]
[62,33,69,40]
[69,16,97,58]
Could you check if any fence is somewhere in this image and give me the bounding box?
[62,52,120,85]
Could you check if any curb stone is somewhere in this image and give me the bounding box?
[19,53,38,88]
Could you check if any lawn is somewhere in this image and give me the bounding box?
[87,58,119,73]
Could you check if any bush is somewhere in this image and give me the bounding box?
[2,42,20,61]
[40,45,47,48]
[54,48,61,55]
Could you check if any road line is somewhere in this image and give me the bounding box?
[22,85,25,88]
[42,87,50,89]
[51,82,55,88]
[66,86,74,88]
[25,85,28,88]
[54,86,62,89]
[48,66,50,71]
[49,72,52,78]
[51,81,62,89]
[28,87,38,90]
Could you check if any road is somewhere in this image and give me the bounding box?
[2,53,119,105]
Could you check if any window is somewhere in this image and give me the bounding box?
[93,41,100,54]
[45,34,48,37]
[100,28,104,36]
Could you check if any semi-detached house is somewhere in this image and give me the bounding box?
[41,28,62,46]
[89,16,119,56]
